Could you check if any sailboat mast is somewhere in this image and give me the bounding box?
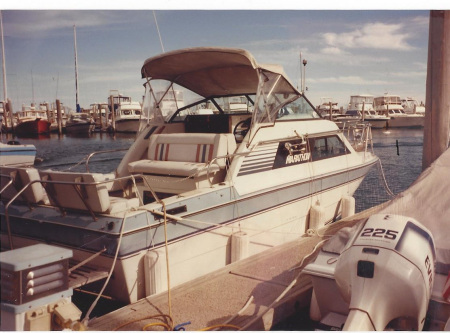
[73,25,80,112]
[0,11,7,102]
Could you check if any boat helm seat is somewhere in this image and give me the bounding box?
[128,133,236,194]
[38,170,140,215]
[0,166,49,205]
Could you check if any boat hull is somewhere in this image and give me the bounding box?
[65,122,93,135]
[0,143,36,166]
[0,158,376,303]
[364,118,388,129]
[114,118,140,133]
[15,119,51,136]
[387,115,424,128]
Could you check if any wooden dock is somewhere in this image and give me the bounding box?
[87,206,384,331]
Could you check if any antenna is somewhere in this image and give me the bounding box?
[0,11,7,102]
[153,11,165,53]
[74,25,80,112]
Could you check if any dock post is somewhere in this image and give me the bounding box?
[2,100,8,132]
[361,101,365,121]
[423,10,450,170]
[45,102,51,123]
[7,98,14,133]
[329,102,332,121]
[98,104,103,131]
[104,104,108,130]
[56,99,62,135]
[110,95,115,133]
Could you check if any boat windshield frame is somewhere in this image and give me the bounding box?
[139,48,319,133]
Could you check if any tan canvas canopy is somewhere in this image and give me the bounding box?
[141,47,298,98]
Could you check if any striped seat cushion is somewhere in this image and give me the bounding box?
[153,142,214,163]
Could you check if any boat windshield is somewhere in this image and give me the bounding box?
[139,56,319,132]
[352,96,374,104]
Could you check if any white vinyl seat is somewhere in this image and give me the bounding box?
[38,170,139,214]
[0,166,49,205]
[127,133,236,193]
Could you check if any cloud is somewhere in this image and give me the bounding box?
[3,11,139,38]
[322,22,414,51]
[309,75,394,86]
[321,47,345,55]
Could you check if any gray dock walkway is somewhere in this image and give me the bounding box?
[88,206,383,331]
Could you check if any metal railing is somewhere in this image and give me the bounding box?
[0,173,158,250]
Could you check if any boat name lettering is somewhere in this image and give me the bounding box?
[285,153,311,165]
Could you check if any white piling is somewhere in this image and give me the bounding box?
[231,231,249,263]
[310,201,325,230]
[144,249,167,296]
[341,195,355,219]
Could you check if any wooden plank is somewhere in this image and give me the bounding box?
[68,261,108,289]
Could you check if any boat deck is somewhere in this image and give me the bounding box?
[87,210,378,331]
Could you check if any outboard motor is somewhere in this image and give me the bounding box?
[304,214,436,331]
[335,214,436,330]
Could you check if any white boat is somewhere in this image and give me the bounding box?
[154,89,185,119]
[114,97,143,133]
[0,141,36,166]
[316,97,341,119]
[374,94,424,128]
[401,96,425,114]
[65,112,94,135]
[339,95,389,129]
[0,47,378,305]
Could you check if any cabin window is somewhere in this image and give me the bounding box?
[123,110,131,115]
[135,110,141,115]
[309,135,347,161]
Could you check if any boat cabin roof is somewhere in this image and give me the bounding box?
[141,47,297,98]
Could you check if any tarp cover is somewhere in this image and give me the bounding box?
[141,47,294,98]
[380,147,450,269]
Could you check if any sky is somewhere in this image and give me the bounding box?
[0,6,444,112]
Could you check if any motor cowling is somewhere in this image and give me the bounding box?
[334,214,436,330]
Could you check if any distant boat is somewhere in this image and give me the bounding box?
[0,140,36,166]
[374,94,424,128]
[114,98,143,133]
[340,94,389,129]
[401,97,425,114]
[65,112,94,135]
[14,104,51,136]
[316,97,341,119]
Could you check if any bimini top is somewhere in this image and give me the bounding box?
[141,47,297,98]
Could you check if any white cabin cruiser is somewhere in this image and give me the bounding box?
[402,96,426,114]
[114,100,143,133]
[343,94,389,129]
[316,97,341,119]
[374,94,424,128]
[0,47,378,305]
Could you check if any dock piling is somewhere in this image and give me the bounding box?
[56,99,62,135]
